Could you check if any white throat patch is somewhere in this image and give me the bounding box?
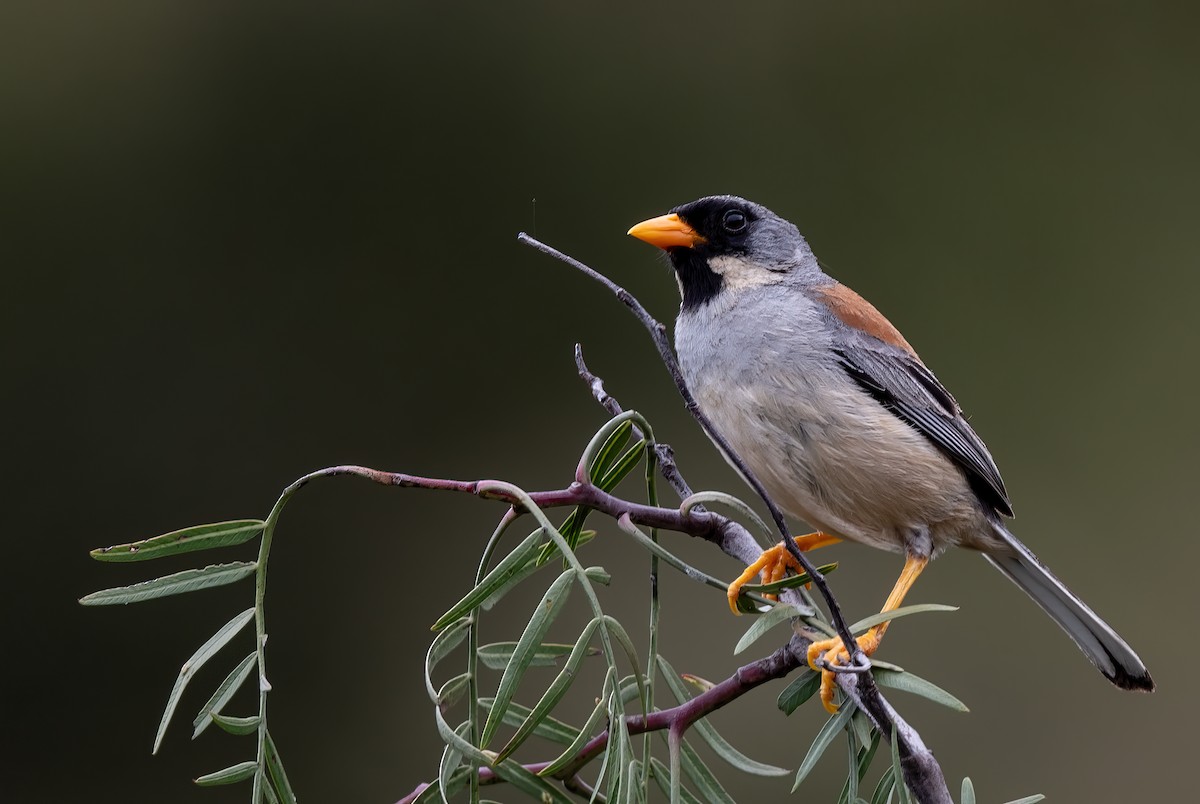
[706,254,788,295]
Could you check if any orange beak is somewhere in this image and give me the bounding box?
[627,213,705,250]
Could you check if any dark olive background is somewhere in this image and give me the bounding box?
[4,2,1197,802]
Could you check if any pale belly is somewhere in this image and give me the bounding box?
[675,287,1000,556]
[693,376,991,555]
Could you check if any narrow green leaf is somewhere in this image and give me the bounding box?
[424,617,471,703]
[743,561,839,596]
[536,511,583,567]
[591,420,634,480]
[649,758,704,804]
[264,729,296,804]
[793,702,857,791]
[411,769,472,804]
[850,711,875,755]
[433,704,485,764]
[481,530,596,611]
[496,618,601,762]
[847,604,957,634]
[844,729,860,804]
[601,615,646,706]
[411,780,441,804]
[479,698,581,747]
[624,758,646,804]
[1000,796,1045,804]
[491,760,575,803]
[678,738,736,804]
[253,767,266,804]
[194,760,257,786]
[537,696,605,776]
[91,520,264,562]
[538,422,634,566]
[192,651,257,739]
[411,781,441,804]
[432,529,543,630]
[891,723,911,804]
[210,713,259,736]
[437,673,470,711]
[680,490,776,547]
[606,692,633,804]
[872,668,969,713]
[657,655,788,777]
[585,566,612,586]
[596,438,646,490]
[538,428,645,566]
[734,603,802,655]
[480,569,575,748]
[839,726,881,804]
[859,733,881,799]
[542,441,648,566]
[477,641,590,670]
[544,667,619,782]
[777,668,821,715]
[614,513,767,605]
[871,766,896,804]
[153,608,255,754]
[80,562,256,606]
[440,721,470,804]
[618,674,645,707]
[961,778,976,804]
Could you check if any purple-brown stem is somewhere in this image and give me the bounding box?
[325,453,949,803]
[570,351,951,803]
[396,642,803,804]
[292,465,766,567]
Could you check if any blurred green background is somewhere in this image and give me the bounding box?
[4,1,1197,801]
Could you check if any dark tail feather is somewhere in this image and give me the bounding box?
[984,521,1154,692]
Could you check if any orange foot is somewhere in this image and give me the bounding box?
[726,532,840,614]
[806,553,930,714]
[806,629,884,714]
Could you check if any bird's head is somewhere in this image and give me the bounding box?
[628,195,815,311]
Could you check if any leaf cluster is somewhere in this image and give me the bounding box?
[83,411,1047,804]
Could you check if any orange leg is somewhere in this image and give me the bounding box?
[726,532,841,614]
[807,553,930,713]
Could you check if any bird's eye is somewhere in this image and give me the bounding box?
[722,210,748,233]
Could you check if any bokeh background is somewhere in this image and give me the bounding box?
[5,1,1198,801]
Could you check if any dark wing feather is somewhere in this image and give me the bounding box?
[835,343,1014,517]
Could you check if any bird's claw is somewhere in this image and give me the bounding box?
[806,631,882,714]
[726,532,836,614]
[726,542,797,613]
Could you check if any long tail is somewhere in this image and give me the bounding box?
[984,521,1154,691]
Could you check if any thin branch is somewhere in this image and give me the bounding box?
[579,345,814,611]
[518,233,860,658]
[286,464,776,569]
[309,225,954,804]
[396,642,803,804]
[522,236,951,804]
[562,774,599,801]
[575,343,695,503]
[321,448,949,803]
[837,670,951,803]
[397,632,948,804]
[576,354,951,803]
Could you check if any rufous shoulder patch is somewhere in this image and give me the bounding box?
[815,282,917,355]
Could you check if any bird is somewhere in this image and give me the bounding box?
[627,195,1153,712]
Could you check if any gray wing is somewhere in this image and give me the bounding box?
[833,339,1014,517]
